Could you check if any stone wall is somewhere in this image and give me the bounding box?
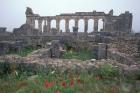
[25,7,133,33]
[107,48,135,65]
[0,41,23,55]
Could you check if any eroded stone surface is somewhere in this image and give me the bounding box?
[0,48,139,77]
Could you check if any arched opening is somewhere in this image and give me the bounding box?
[42,20,45,32]
[60,19,65,32]
[69,19,75,32]
[98,19,103,32]
[51,19,56,29]
[78,19,84,32]
[35,20,38,29]
[88,19,94,33]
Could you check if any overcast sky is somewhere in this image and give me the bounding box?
[0,0,140,32]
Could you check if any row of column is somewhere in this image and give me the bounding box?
[28,18,104,33]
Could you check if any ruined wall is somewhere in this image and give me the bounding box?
[25,7,133,34]
[107,49,135,65]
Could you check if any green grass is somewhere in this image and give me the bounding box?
[7,46,39,57]
[61,49,93,61]
[0,64,140,93]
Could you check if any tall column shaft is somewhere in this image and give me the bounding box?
[32,19,35,28]
[26,17,31,24]
[56,20,60,32]
[65,19,69,32]
[94,19,98,32]
[75,19,78,27]
[103,19,105,31]
[43,20,47,32]
[26,17,35,28]
[38,20,42,32]
[47,19,51,32]
[84,19,88,33]
[30,17,35,28]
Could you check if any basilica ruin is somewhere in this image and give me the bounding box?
[0,5,140,93]
[25,7,132,34]
[0,7,140,67]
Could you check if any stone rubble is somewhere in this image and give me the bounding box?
[0,50,139,77]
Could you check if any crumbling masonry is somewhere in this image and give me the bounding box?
[26,7,132,33]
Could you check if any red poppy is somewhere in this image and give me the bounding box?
[61,81,67,87]
[77,79,81,85]
[70,79,74,87]
[44,80,49,88]
[44,80,54,88]
[49,82,55,87]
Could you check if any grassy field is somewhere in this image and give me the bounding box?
[1,46,140,93]
[61,49,93,61]
[0,64,140,93]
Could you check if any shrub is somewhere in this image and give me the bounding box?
[0,62,11,76]
[97,64,119,78]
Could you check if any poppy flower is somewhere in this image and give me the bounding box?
[61,81,67,87]
[77,79,81,85]
[44,80,54,88]
[70,79,74,87]
[49,82,55,87]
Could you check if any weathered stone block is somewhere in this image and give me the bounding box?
[50,40,61,58]
[73,27,78,36]
[98,43,107,60]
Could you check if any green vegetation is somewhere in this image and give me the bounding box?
[7,46,39,57]
[0,63,140,93]
[62,49,93,61]
[97,64,120,78]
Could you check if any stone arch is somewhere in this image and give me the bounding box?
[60,19,65,32]
[78,19,85,32]
[51,19,56,29]
[69,19,75,32]
[35,20,38,29]
[98,19,103,31]
[88,19,94,33]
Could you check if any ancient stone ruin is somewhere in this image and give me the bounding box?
[25,8,132,33]
[0,7,140,76]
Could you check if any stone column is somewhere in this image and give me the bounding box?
[29,17,35,28]
[94,18,98,32]
[26,17,31,24]
[43,20,47,33]
[84,19,88,33]
[47,19,51,32]
[26,17,35,28]
[50,40,61,58]
[65,19,69,32]
[73,27,78,36]
[38,19,42,32]
[56,20,60,32]
[32,19,35,28]
[98,43,107,60]
[75,19,78,27]
[102,19,105,31]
